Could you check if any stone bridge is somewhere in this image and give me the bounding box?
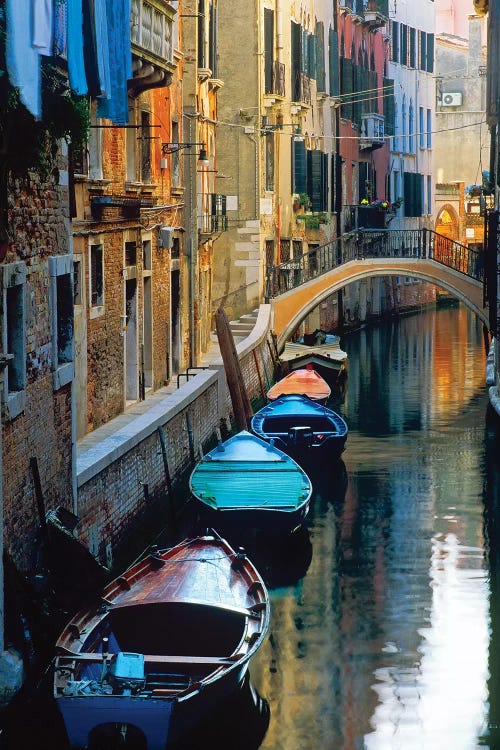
[265,228,486,348]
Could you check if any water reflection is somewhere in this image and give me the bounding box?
[251,306,491,750]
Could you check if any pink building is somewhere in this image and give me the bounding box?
[436,0,486,39]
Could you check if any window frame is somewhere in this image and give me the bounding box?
[49,255,74,390]
[1,262,27,420]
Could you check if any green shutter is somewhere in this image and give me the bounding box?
[329,28,339,97]
[264,9,274,94]
[383,78,395,136]
[293,140,307,194]
[426,33,434,73]
[316,22,326,93]
[307,150,324,211]
[340,57,354,120]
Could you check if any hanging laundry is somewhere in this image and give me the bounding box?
[96,0,132,125]
[83,0,111,99]
[33,0,54,56]
[67,0,88,95]
[53,0,68,60]
[6,0,42,118]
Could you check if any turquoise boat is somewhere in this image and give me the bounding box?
[189,431,312,534]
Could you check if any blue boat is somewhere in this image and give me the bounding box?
[251,394,348,465]
[189,430,312,534]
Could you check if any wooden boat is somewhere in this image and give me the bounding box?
[53,531,270,749]
[280,332,348,388]
[189,430,312,534]
[266,365,331,403]
[251,394,348,465]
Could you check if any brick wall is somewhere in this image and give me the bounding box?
[76,306,275,568]
[4,168,74,574]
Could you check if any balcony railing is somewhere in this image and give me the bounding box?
[360,113,385,150]
[200,194,228,235]
[292,71,312,105]
[363,0,389,27]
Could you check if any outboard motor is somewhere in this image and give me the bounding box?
[106,652,145,695]
[288,425,314,447]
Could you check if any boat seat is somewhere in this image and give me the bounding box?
[56,652,238,666]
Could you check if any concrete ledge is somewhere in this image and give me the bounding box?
[77,369,220,487]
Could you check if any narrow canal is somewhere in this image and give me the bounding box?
[3,303,499,750]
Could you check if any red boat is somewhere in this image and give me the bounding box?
[53,531,270,749]
[267,364,331,403]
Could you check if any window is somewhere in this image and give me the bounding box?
[427,175,432,215]
[409,27,416,68]
[49,256,74,389]
[409,101,414,153]
[391,21,399,63]
[403,172,424,217]
[426,109,432,148]
[125,241,137,267]
[141,110,151,183]
[126,107,137,181]
[90,244,104,308]
[73,260,82,305]
[171,121,180,188]
[265,132,275,192]
[264,8,274,94]
[0,264,26,419]
[402,96,407,153]
[419,107,424,149]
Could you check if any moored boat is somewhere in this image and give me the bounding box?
[251,394,348,466]
[279,331,348,389]
[266,365,331,403]
[53,531,270,749]
[189,430,312,535]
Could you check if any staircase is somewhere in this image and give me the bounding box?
[228,309,260,338]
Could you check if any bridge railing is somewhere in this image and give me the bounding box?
[265,228,484,299]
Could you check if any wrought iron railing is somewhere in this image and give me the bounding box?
[265,228,483,299]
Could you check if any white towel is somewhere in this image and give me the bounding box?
[33,0,54,56]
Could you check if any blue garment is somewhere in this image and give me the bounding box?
[6,0,42,118]
[97,0,132,125]
[54,0,68,59]
[67,0,88,95]
[93,0,111,99]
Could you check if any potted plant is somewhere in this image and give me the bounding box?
[298,193,312,209]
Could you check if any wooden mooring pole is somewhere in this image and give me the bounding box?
[215,307,253,431]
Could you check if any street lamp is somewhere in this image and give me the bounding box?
[161,142,209,166]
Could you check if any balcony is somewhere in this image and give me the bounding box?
[129,0,177,96]
[292,71,312,107]
[363,0,389,28]
[199,194,228,237]
[360,113,385,151]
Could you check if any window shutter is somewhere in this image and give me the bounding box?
[401,25,407,67]
[293,139,307,194]
[369,70,378,113]
[409,27,416,68]
[316,22,326,92]
[264,9,274,94]
[307,150,325,211]
[383,78,395,136]
[419,30,427,71]
[359,162,369,202]
[322,152,329,212]
[291,21,302,100]
[352,65,361,126]
[329,28,339,97]
[302,28,308,73]
[340,57,354,120]
[391,21,399,63]
[426,33,434,73]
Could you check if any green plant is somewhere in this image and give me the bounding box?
[296,212,329,229]
[297,193,312,207]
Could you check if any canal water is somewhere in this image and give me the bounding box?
[2,303,499,750]
[246,303,499,750]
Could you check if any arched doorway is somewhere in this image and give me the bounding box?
[435,205,459,242]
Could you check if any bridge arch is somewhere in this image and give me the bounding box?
[272,258,486,348]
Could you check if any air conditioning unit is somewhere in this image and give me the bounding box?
[441,92,463,107]
[158,226,174,249]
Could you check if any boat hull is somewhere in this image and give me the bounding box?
[251,395,348,469]
[189,431,313,535]
[56,660,250,749]
[53,532,270,749]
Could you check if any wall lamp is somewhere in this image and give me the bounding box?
[161,142,209,166]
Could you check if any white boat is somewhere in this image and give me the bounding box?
[279,331,348,388]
